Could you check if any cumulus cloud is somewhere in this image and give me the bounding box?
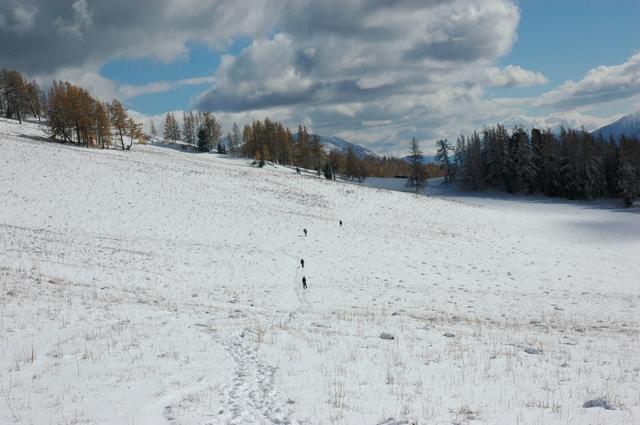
[0,0,277,73]
[0,1,37,34]
[537,53,640,110]
[486,65,548,88]
[54,0,93,37]
[4,0,629,155]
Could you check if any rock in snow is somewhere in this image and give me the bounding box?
[583,398,615,410]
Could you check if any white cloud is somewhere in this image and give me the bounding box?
[119,76,216,98]
[486,65,548,88]
[537,53,640,110]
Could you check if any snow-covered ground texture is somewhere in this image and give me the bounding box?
[1,117,639,425]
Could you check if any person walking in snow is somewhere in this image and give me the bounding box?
[300,258,305,268]
[302,276,307,290]
[303,228,307,236]
[339,220,343,226]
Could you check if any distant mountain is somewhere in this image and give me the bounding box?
[401,154,436,164]
[592,111,640,140]
[291,133,381,159]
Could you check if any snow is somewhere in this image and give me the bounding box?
[317,135,381,159]
[291,133,381,159]
[1,117,639,424]
[593,111,640,140]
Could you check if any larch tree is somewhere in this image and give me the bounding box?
[164,112,179,143]
[345,145,359,180]
[109,99,129,150]
[94,101,111,149]
[228,122,241,156]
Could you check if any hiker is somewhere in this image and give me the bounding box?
[339,220,343,226]
[302,276,307,290]
[303,228,307,236]
[300,258,305,268]
[296,167,301,174]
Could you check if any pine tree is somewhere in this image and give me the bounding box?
[434,139,453,181]
[513,128,536,193]
[197,126,209,153]
[618,162,639,207]
[407,137,428,193]
[618,137,640,207]
[197,112,222,152]
[323,162,333,180]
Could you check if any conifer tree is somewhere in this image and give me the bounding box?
[110,99,129,150]
[94,101,111,149]
[513,128,536,193]
[295,126,312,169]
[182,111,196,147]
[345,145,359,180]
[310,134,324,175]
[407,137,428,193]
[229,122,241,156]
[164,113,179,143]
[434,139,453,181]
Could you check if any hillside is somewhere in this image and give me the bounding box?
[1,117,639,425]
[316,134,381,159]
[291,132,381,159]
[593,111,640,140]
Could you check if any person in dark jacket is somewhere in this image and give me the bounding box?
[302,276,307,289]
[303,228,307,236]
[339,220,343,226]
[300,258,305,268]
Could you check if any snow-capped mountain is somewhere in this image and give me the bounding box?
[316,135,381,159]
[291,133,381,159]
[592,111,640,140]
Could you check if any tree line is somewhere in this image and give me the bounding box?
[1,69,45,124]
[435,125,640,206]
[163,111,223,153]
[156,112,437,181]
[2,68,144,150]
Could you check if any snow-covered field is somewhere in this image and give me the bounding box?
[1,118,639,425]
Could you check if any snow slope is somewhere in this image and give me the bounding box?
[291,133,381,159]
[1,118,639,425]
[593,111,640,140]
[317,135,381,159]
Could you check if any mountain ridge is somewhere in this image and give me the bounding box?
[592,111,640,140]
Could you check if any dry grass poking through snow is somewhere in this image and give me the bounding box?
[0,118,639,424]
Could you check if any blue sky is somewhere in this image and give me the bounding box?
[1,0,639,154]
[94,0,640,118]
